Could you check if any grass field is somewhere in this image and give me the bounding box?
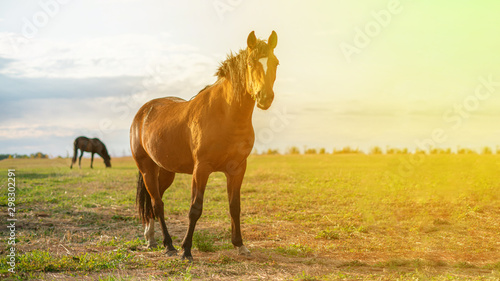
[0,155,499,280]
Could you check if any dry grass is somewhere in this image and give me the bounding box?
[0,155,499,280]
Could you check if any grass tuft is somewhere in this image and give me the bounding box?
[5,249,136,273]
[315,229,340,240]
[455,261,476,269]
[340,260,368,267]
[193,230,216,252]
[275,243,313,257]
[293,271,320,281]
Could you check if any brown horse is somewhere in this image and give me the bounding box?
[130,31,278,261]
[70,136,111,169]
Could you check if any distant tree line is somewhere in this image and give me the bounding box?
[257,146,500,156]
[1,147,498,159]
[0,152,49,160]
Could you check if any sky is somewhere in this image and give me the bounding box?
[1,0,500,157]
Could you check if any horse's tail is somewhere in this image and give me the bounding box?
[136,172,155,225]
[70,139,78,168]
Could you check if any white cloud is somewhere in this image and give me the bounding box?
[0,32,220,80]
[0,124,75,139]
[0,31,226,157]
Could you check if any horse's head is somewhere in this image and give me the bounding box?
[104,157,111,168]
[102,149,112,168]
[245,31,279,110]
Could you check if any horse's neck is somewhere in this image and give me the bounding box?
[97,147,107,158]
[218,78,255,122]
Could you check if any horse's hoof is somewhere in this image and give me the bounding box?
[165,249,178,256]
[146,243,158,249]
[181,254,194,263]
[236,245,251,256]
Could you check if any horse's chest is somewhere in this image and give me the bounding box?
[200,128,254,159]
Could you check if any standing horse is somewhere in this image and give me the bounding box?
[70,136,112,169]
[130,31,278,261]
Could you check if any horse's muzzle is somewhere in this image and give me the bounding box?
[256,90,274,110]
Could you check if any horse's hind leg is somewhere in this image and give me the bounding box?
[157,169,176,255]
[78,150,84,168]
[90,153,94,169]
[144,169,176,251]
[141,163,177,256]
[143,220,156,248]
[181,163,211,261]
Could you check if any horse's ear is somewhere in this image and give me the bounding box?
[247,31,257,49]
[268,31,277,49]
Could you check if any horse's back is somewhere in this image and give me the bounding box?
[75,136,88,143]
[165,96,187,103]
[75,136,89,147]
[146,96,187,106]
[131,96,194,173]
[135,97,190,128]
[90,138,104,148]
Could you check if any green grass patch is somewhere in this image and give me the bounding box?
[0,249,136,273]
[292,271,320,281]
[315,229,340,240]
[192,229,233,252]
[454,261,477,269]
[275,243,314,257]
[193,230,217,252]
[157,259,193,279]
[339,260,368,267]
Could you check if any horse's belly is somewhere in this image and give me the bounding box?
[143,133,194,174]
[156,150,194,174]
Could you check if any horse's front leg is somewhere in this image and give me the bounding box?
[225,160,250,256]
[181,163,210,261]
[90,153,94,169]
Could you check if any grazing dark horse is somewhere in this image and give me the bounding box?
[130,31,279,261]
[70,136,111,169]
